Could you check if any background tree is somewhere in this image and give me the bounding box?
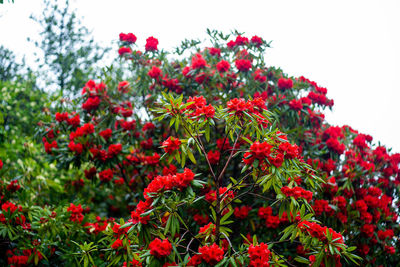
[30,0,110,95]
[0,45,22,82]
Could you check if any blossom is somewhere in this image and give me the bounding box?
[207,150,220,164]
[191,53,207,69]
[208,47,221,57]
[149,238,172,258]
[55,112,69,122]
[235,35,249,45]
[234,206,251,219]
[145,36,158,51]
[216,60,230,73]
[107,143,122,158]
[99,169,113,182]
[148,66,162,79]
[277,78,293,90]
[248,243,271,267]
[82,97,100,112]
[250,35,263,47]
[119,33,137,43]
[99,128,112,140]
[118,81,130,93]
[67,203,84,223]
[235,59,252,72]
[68,141,83,154]
[162,136,181,154]
[281,186,313,202]
[111,238,123,250]
[118,47,132,56]
[199,243,224,265]
[144,168,195,198]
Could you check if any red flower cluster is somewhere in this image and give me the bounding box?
[281,186,313,202]
[234,206,252,219]
[67,203,84,223]
[99,169,113,182]
[118,47,132,56]
[148,65,162,79]
[162,136,181,154]
[145,36,158,51]
[186,96,215,119]
[68,141,83,154]
[298,221,344,246]
[216,60,230,73]
[277,78,293,90]
[205,187,235,203]
[111,238,124,250]
[198,243,224,265]
[144,168,195,198]
[257,206,286,229]
[149,238,172,258]
[130,199,153,225]
[248,243,271,267]
[99,128,112,140]
[207,150,220,164]
[227,97,267,119]
[119,32,137,43]
[191,53,207,69]
[108,143,122,158]
[226,35,263,48]
[235,59,252,72]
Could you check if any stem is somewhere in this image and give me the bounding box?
[270,248,296,267]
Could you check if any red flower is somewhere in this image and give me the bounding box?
[148,66,162,79]
[99,169,113,182]
[145,36,159,51]
[118,81,130,93]
[118,47,132,56]
[82,97,101,112]
[67,203,84,223]
[119,33,137,43]
[269,153,284,168]
[250,141,272,160]
[235,35,249,46]
[68,141,83,154]
[288,99,303,111]
[108,144,122,158]
[207,150,220,164]
[111,238,123,249]
[162,136,181,154]
[250,35,263,47]
[149,238,172,258]
[67,114,80,127]
[191,53,207,69]
[216,60,230,73]
[227,98,248,114]
[234,206,251,219]
[208,47,221,57]
[199,243,224,265]
[248,243,270,266]
[277,78,293,90]
[235,59,252,72]
[55,112,69,122]
[99,128,112,140]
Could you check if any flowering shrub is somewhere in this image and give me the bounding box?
[0,30,399,266]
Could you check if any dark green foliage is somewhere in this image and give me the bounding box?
[0,45,22,82]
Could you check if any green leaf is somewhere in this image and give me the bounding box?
[187,149,196,164]
[205,123,210,142]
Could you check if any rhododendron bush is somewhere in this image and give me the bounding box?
[1,30,399,266]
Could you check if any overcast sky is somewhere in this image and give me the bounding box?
[1,0,399,152]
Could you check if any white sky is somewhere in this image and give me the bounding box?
[1,0,400,152]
